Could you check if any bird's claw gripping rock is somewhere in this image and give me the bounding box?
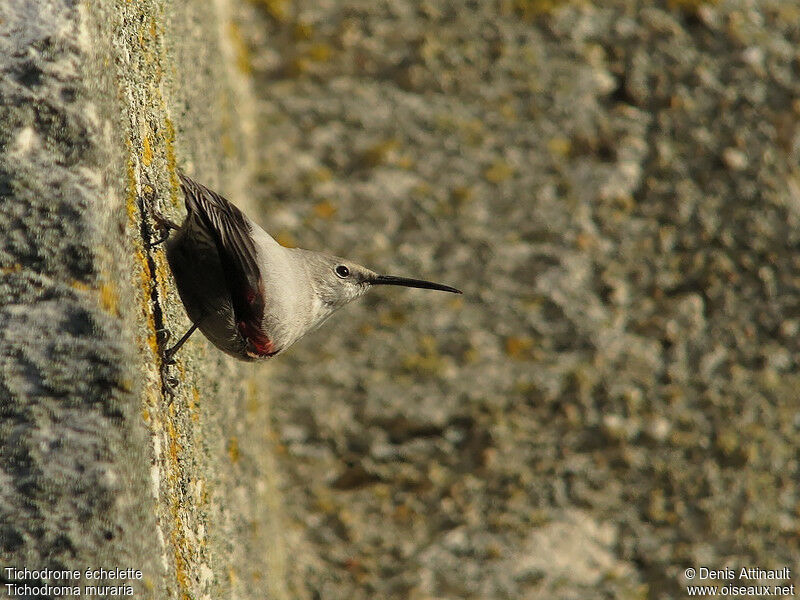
[148,210,179,248]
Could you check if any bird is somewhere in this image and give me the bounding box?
[153,172,461,362]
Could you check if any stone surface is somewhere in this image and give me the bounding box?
[237,1,800,598]
[0,1,286,599]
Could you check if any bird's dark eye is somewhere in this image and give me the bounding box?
[335,265,350,278]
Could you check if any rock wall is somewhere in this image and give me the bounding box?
[237,1,800,599]
[0,1,287,598]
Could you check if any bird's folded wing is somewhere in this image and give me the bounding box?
[178,172,264,324]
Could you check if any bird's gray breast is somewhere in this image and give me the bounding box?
[253,236,320,352]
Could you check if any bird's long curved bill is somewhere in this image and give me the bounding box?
[372,274,462,294]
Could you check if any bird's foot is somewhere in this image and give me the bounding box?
[148,210,179,248]
[163,345,179,365]
[156,327,171,347]
[159,362,180,401]
[156,329,180,399]
[156,328,177,365]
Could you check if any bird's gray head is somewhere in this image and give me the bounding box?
[295,249,462,326]
[299,250,375,311]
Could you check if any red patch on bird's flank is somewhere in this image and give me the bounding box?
[237,321,276,357]
[245,289,256,304]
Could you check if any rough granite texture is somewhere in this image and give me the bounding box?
[1,1,287,599]
[237,1,800,599]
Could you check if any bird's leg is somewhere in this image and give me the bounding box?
[163,322,200,364]
[148,210,180,248]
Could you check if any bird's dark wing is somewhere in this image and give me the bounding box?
[178,172,265,328]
